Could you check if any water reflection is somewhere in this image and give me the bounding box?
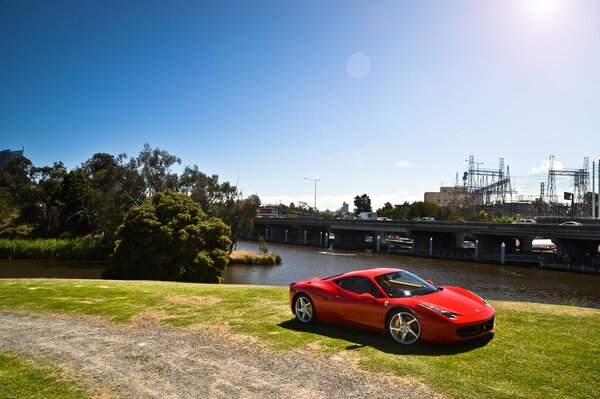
[0,259,106,279]
[224,241,600,309]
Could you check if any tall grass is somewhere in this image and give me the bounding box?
[229,250,282,265]
[0,238,109,261]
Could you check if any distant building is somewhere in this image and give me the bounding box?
[358,212,377,220]
[339,202,349,215]
[256,205,280,218]
[424,186,471,206]
[0,148,24,169]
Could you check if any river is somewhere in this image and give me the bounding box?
[1,240,600,308]
[223,241,600,309]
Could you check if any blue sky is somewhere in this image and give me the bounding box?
[1,0,599,210]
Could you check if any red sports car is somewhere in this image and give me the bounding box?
[289,268,495,344]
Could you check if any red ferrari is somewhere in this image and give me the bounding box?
[289,268,495,344]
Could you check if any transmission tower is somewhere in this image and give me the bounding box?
[545,156,590,217]
[461,155,513,215]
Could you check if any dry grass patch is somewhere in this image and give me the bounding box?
[165,294,222,306]
[130,311,171,328]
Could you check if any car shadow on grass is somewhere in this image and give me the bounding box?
[278,318,494,356]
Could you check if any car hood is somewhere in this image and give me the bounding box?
[417,287,488,316]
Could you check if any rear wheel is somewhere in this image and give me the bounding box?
[388,310,421,344]
[294,294,316,323]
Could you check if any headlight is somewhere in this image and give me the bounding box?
[419,302,457,320]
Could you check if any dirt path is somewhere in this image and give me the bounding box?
[0,312,439,399]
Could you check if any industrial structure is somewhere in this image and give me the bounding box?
[425,155,514,216]
[424,155,598,219]
[543,155,591,218]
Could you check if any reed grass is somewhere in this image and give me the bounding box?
[0,238,109,261]
[229,250,282,265]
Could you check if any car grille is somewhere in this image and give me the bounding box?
[456,316,495,337]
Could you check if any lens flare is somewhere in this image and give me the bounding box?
[527,0,563,18]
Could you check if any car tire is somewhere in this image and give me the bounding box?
[387,309,421,345]
[294,293,316,324]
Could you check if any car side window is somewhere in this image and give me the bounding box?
[337,276,382,298]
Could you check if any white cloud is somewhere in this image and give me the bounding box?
[530,159,564,174]
[395,160,413,168]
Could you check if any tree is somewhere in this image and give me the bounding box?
[0,156,34,210]
[353,194,372,215]
[30,162,67,235]
[59,170,93,235]
[81,152,145,240]
[178,165,236,215]
[135,143,181,197]
[107,190,231,283]
[407,201,439,220]
[226,193,261,251]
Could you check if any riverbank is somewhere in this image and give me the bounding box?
[0,278,598,398]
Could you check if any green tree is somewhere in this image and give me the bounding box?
[59,170,92,235]
[0,156,34,214]
[353,194,372,215]
[30,162,67,235]
[377,202,394,218]
[81,152,145,240]
[107,190,231,283]
[226,193,261,251]
[407,201,439,220]
[135,143,181,197]
[178,165,237,215]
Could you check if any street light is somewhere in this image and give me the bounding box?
[304,177,320,211]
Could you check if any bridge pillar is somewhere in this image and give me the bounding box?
[454,232,467,249]
[332,229,367,250]
[411,231,454,256]
[474,235,517,259]
[518,236,534,253]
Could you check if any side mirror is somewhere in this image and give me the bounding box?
[359,293,376,301]
[425,279,434,285]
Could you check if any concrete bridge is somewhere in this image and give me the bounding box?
[253,218,600,273]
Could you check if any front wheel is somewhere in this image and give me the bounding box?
[388,310,421,345]
[294,294,316,323]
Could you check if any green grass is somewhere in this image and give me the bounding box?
[0,278,598,399]
[0,351,90,399]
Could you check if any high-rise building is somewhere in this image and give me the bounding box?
[340,202,349,215]
[0,148,24,169]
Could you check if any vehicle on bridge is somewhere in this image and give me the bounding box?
[512,218,537,224]
[290,268,495,345]
[559,221,583,227]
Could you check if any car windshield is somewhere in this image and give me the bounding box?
[374,271,438,298]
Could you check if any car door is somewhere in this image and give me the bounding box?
[333,276,388,330]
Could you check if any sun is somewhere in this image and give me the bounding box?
[527,0,563,19]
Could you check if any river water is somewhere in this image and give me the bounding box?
[1,241,600,308]
[223,241,600,309]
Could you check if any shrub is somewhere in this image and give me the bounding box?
[106,190,231,283]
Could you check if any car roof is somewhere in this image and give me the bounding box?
[332,267,404,279]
